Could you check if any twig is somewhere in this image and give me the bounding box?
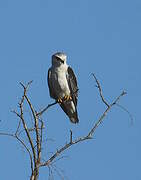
[0,132,33,173]
[115,103,133,125]
[88,91,126,137]
[40,118,44,149]
[15,119,21,136]
[111,91,127,105]
[51,164,65,180]
[12,109,37,167]
[51,156,69,165]
[48,165,54,180]
[92,73,110,107]
[36,102,58,116]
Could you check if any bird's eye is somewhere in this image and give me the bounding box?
[60,59,64,64]
[56,57,64,64]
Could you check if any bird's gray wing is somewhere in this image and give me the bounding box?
[67,66,78,106]
[60,66,79,123]
[47,68,56,99]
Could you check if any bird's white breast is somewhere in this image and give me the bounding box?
[51,64,70,98]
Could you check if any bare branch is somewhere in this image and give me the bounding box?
[48,165,54,180]
[87,105,111,137]
[39,118,44,152]
[0,132,33,173]
[111,91,127,105]
[15,135,34,173]
[51,156,69,165]
[92,73,110,107]
[51,164,65,180]
[19,81,33,91]
[115,103,133,125]
[39,135,91,167]
[24,93,41,164]
[18,102,37,167]
[15,119,21,136]
[36,101,58,116]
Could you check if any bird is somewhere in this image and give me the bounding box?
[47,52,79,123]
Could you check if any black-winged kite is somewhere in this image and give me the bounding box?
[47,52,79,123]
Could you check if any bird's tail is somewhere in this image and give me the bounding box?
[69,111,79,123]
[60,101,79,124]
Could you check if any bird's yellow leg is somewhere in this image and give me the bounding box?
[63,95,72,101]
[57,98,63,104]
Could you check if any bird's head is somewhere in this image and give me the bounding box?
[52,52,67,66]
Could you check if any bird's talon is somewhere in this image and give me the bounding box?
[57,98,63,104]
[64,95,68,100]
[64,95,72,101]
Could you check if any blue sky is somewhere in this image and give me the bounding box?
[0,0,141,179]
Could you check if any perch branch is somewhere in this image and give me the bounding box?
[36,101,58,116]
[36,88,79,117]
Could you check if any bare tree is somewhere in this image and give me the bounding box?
[0,74,128,180]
